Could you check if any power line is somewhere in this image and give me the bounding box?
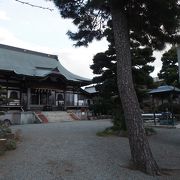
[14,0,54,11]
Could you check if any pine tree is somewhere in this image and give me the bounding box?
[158,47,179,86]
[90,24,155,130]
[91,22,155,102]
[53,0,180,175]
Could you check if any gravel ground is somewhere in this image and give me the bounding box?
[0,120,180,180]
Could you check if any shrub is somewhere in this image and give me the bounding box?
[5,127,11,134]
[0,125,12,138]
[145,127,156,136]
[6,139,16,150]
[0,111,4,116]
[112,108,127,131]
[96,127,114,136]
[97,126,156,137]
[97,126,128,137]
[0,125,17,154]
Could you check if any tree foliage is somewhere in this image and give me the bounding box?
[53,0,180,48]
[158,47,179,86]
[90,22,155,102]
[53,0,180,175]
[90,23,155,130]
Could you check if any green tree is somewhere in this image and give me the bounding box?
[90,24,155,130]
[53,0,180,175]
[158,47,179,86]
[91,23,155,103]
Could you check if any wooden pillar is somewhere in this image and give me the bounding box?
[20,87,22,106]
[6,78,8,105]
[152,95,156,125]
[27,88,31,110]
[54,90,56,107]
[77,93,79,107]
[64,90,66,110]
[45,90,48,106]
[170,93,174,125]
[38,91,40,105]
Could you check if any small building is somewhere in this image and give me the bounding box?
[83,86,98,105]
[84,86,97,95]
[0,44,91,111]
[148,85,180,109]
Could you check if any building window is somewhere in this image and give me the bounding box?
[56,92,64,106]
[8,90,20,106]
[9,91,18,99]
[8,90,20,100]
[57,93,64,101]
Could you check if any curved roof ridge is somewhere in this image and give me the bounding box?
[0,44,58,60]
[57,60,91,82]
[0,44,91,83]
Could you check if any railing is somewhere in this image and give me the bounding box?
[142,113,162,121]
[66,100,88,107]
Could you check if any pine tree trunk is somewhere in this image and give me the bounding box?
[110,5,160,175]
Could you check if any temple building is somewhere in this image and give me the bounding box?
[0,44,91,111]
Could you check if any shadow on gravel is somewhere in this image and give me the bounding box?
[46,159,78,177]
[119,163,180,177]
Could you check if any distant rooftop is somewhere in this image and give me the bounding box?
[84,86,97,94]
[0,44,91,83]
[149,85,180,94]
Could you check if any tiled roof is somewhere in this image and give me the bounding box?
[0,44,91,83]
[149,85,180,94]
[84,86,97,94]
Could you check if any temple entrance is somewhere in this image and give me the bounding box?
[56,92,64,110]
[31,89,55,106]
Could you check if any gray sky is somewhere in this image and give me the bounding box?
[0,0,163,78]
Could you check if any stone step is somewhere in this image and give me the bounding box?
[41,111,73,123]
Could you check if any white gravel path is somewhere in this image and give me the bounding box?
[0,120,179,180]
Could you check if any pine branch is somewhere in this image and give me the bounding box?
[14,0,54,11]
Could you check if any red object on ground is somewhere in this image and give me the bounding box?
[35,112,48,123]
[69,113,80,120]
